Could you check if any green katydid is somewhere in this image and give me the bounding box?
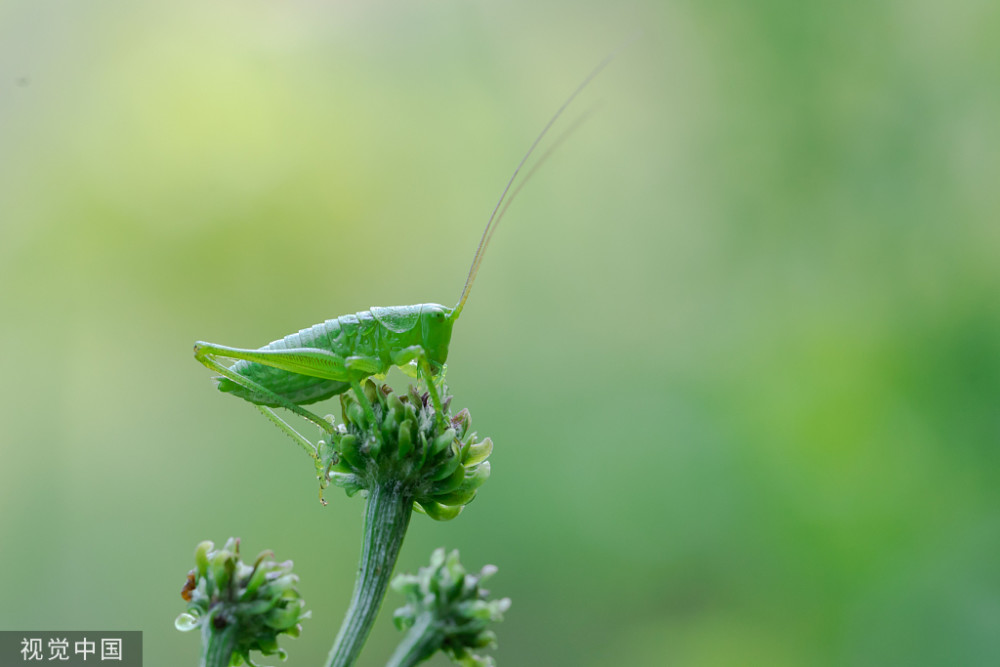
[194,52,617,456]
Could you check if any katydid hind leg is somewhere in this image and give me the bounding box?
[195,341,352,382]
[194,342,335,435]
[345,355,382,375]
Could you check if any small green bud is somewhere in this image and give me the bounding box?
[397,420,414,458]
[346,401,366,427]
[363,379,378,404]
[241,552,274,599]
[195,541,213,577]
[451,408,472,434]
[432,485,478,507]
[418,501,463,521]
[265,603,304,630]
[462,439,492,466]
[431,428,457,457]
[430,450,462,482]
[388,391,406,418]
[432,461,467,495]
[210,550,233,593]
[338,434,364,468]
[460,462,491,492]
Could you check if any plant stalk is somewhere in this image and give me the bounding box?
[384,612,442,667]
[326,482,414,667]
[201,615,237,667]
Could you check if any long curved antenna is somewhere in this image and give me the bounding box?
[483,105,600,279]
[451,44,628,321]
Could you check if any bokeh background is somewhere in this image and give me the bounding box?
[2,1,998,665]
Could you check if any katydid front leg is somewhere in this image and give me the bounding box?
[391,345,447,425]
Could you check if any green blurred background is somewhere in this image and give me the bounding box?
[2,1,998,665]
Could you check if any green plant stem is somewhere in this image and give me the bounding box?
[326,482,414,667]
[384,613,442,667]
[201,615,237,667]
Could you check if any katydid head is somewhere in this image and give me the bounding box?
[420,303,455,372]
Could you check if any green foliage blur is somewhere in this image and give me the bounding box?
[1,1,997,665]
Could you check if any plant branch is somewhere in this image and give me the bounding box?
[201,615,237,667]
[326,482,414,667]
[385,612,440,667]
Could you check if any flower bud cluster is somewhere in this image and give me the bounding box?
[319,381,492,520]
[392,548,511,667]
[175,538,308,665]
